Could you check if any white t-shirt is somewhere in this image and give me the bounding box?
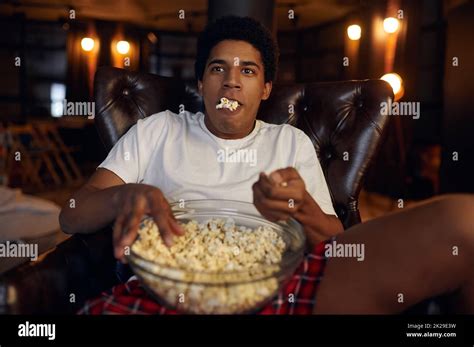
[98,110,337,216]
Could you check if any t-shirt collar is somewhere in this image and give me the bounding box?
[197,112,261,148]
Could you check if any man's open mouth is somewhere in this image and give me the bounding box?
[216,97,242,112]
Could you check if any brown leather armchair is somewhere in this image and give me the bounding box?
[0,67,393,314]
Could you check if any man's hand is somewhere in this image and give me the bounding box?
[252,167,343,246]
[112,184,184,262]
[252,167,306,222]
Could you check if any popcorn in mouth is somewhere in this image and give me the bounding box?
[216,97,240,111]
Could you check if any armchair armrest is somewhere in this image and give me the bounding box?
[0,228,118,314]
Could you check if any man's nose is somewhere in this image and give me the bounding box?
[223,68,241,89]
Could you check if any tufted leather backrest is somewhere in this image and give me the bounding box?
[94,67,393,229]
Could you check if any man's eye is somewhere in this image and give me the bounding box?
[211,66,224,72]
[242,68,255,75]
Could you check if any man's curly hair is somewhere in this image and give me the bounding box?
[195,16,279,83]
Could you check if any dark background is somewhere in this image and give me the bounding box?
[0,0,473,201]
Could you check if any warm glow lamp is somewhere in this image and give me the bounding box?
[117,40,130,54]
[347,24,361,40]
[81,37,95,52]
[383,17,399,33]
[381,73,404,100]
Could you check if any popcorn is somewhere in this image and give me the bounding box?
[216,97,239,111]
[131,217,286,314]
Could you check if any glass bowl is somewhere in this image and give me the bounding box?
[126,199,306,314]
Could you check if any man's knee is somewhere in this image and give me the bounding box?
[434,194,474,246]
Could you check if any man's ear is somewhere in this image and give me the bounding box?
[197,80,203,96]
[261,81,272,100]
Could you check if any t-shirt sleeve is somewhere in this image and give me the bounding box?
[295,131,338,217]
[97,121,144,184]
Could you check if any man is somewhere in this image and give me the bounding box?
[60,16,474,314]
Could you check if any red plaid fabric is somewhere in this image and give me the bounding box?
[79,239,330,315]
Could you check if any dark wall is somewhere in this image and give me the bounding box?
[0,15,67,121]
[277,19,346,84]
[440,1,474,193]
[356,0,447,198]
[208,0,275,32]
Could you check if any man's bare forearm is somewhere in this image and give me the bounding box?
[59,185,124,234]
[294,191,344,246]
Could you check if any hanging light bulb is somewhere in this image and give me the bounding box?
[116,40,130,54]
[383,17,399,33]
[347,24,362,40]
[81,37,95,52]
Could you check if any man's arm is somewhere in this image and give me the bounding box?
[59,168,126,235]
[294,191,344,245]
[59,168,184,261]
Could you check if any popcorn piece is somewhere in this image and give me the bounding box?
[216,97,239,111]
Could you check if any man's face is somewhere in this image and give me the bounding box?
[198,40,272,139]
